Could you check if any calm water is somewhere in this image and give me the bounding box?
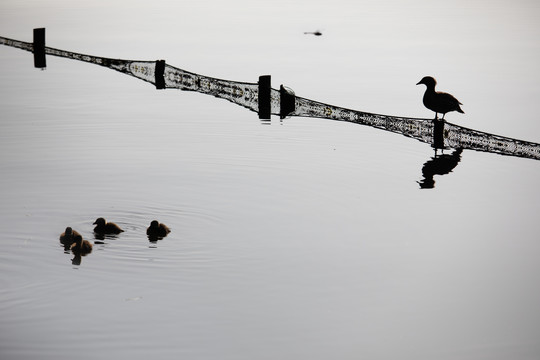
[1,1,540,359]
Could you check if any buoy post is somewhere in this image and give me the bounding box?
[155,60,166,89]
[258,75,271,120]
[33,28,46,69]
[433,119,445,149]
[280,85,295,119]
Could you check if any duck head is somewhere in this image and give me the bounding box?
[416,76,437,88]
[93,217,106,226]
[150,220,159,228]
[73,234,83,245]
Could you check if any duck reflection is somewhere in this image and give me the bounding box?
[59,227,81,251]
[146,220,171,243]
[70,234,93,265]
[418,148,463,189]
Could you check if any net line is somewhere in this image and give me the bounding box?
[2,35,540,161]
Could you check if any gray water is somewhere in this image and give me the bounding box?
[1,1,540,359]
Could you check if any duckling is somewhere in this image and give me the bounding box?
[146,220,171,238]
[93,217,124,234]
[70,234,93,255]
[416,76,464,120]
[59,227,81,250]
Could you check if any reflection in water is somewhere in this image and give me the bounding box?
[2,31,540,163]
[418,148,463,189]
[93,232,120,241]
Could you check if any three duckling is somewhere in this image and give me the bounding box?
[61,218,170,266]
[61,218,170,250]
[417,76,464,120]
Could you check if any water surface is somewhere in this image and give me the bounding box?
[1,1,540,359]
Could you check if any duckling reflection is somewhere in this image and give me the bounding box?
[146,220,171,242]
[93,217,124,235]
[418,148,463,189]
[59,227,81,251]
[70,234,92,265]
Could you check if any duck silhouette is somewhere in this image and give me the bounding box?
[93,217,124,234]
[146,220,171,241]
[70,234,93,255]
[59,227,81,250]
[416,76,464,120]
[70,234,92,265]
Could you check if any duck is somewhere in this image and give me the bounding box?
[93,217,124,234]
[146,220,171,238]
[59,227,81,249]
[70,234,93,255]
[416,76,464,120]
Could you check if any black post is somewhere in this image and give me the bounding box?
[433,120,445,149]
[33,28,46,69]
[258,75,271,120]
[280,85,295,119]
[155,60,166,89]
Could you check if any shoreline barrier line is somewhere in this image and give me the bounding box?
[1,30,539,161]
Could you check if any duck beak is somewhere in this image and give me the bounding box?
[416,81,422,85]
[93,221,97,225]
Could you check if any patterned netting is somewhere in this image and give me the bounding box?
[2,35,539,161]
[292,96,540,160]
[162,64,260,113]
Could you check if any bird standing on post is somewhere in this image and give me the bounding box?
[417,76,464,120]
